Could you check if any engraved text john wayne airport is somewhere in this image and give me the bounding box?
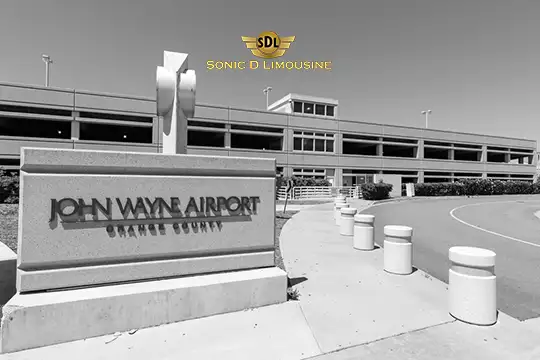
[49,196,261,235]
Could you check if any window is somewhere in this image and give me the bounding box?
[293,131,334,153]
[230,124,283,151]
[292,168,326,179]
[79,111,152,123]
[315,138,325,152]
[188,131,225,147]
[342,133,379,156]
[187,120,226,148]
[326,106,334,117]
[303,138,314,151]
[294,137,302,151]
[0,104,72,117]
[80,122,152,143]
[0,117,71,139]
[303,103,314,114]
[293,101,303,113]
[315,104,325,115]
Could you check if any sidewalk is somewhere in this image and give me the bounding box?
[280,199,540,359]
[4,200,540,359]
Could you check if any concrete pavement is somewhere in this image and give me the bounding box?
[281,199,540,359]
[365,196,540,320]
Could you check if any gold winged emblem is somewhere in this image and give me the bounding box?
[242,32,296,59]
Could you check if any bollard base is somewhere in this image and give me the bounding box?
[448,269,497,326]
[383,241,412,275]
[353,227,374,250]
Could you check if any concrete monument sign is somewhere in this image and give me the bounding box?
[0,51,286,354]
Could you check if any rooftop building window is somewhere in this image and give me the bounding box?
[290,101,336,117]
[303,103,314,114]
[326,106,334,117]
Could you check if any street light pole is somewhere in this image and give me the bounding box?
[263,86,272,109]
[42,54,53,87]
[421,110,432,128]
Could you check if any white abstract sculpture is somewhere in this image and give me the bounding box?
[156,51,196,154]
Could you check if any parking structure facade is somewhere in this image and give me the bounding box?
[0,82,537,186]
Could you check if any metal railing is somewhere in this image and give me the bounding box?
[277,186,361,200]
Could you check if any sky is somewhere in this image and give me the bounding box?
[0,0,539,146]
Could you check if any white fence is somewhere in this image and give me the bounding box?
[277,186,362,200]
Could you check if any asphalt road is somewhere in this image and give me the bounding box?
[362,195,540,321]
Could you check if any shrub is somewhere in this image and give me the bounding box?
[360,182,393,200]
[414,178,536,197]
[276,175,331,189]
[458,178,493,196]
[491,180,506,195]
[0,169,20,204]
[414,182,465,197]
[504,180,532,195]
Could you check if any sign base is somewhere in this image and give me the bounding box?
[1,267,286,354]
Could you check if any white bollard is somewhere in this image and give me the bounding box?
[335,203,349,227]
[448,246,497,326]
[383,225,413,275]
[340,208,357,236]
[333,197,347,221]
[353,214,375,250]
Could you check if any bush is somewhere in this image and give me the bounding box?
[276,175,331,197]
[0,169,19,204]
[360,182,393,200]
[414,182,465,196]
[276,175,331,189]
[414,178,537,197]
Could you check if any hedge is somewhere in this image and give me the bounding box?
[360,182,393,200]
[276,175,331,189]
[414,178,540,197]
[0,170,19,204]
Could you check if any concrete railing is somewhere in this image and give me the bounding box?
[277,186,361,200]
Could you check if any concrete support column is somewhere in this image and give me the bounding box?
[504,153,511,163]
[377,140,383,156]
[152,117,159,145]
[71,111,80,142]
[418,170,425,183]
[449,148,455,160]
[482,173,487,179]
[481,145,487,162]
[225,124,231,148]
[335,133,342,155]
[284,167,293,178]
[335,167,343,187]
[518,157,524,164]
[417,139,424,159]
[285,128,294,152]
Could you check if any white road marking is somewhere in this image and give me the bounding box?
[449,200,540,249]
